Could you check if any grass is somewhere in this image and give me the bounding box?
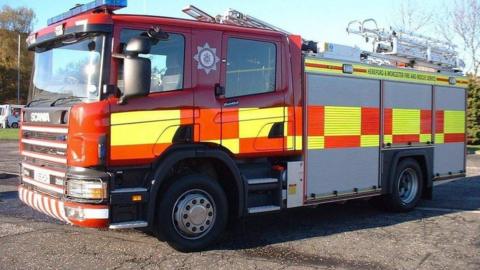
[467,145,480,154]
[0,129,19,141]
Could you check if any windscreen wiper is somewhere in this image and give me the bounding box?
[50,96,86,107]
[26,98,50,107]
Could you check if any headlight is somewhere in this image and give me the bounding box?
[66,179,107,200]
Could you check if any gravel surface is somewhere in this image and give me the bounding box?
[0,140,479,270]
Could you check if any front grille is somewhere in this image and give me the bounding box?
[23,130,67,141]
[23,144,66,156]
[20,109,69,196]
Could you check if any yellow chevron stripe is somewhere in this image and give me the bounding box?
[111,110,180,125]
[238,107,284,138]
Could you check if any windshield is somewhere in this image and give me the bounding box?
[30,34,105,106]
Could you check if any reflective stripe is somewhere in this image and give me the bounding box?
[58,201,69,221]
[50,198,60,220]
[392,109,420,135]
[221,138,239,154]
[305,58,467,87]
[361,135,380,147]
[43,197,54,218]
[82,208,109,219]
[444,111,465,134]
[324,106,361,136]
[111,110,180,125]
[308,136,325,150]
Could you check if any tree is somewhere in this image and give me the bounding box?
[437,0,480,76]
[467,79,480,144]
[391,0,433,33]
[0,5,35,104]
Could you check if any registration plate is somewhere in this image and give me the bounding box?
[34,170,50,184]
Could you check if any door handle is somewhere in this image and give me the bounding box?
[223,100,239,107]
[214,83,225,97]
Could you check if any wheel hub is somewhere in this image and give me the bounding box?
[172,190,215,240]
[397,168,418,204]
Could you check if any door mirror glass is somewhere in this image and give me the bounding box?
[120,37,152,103]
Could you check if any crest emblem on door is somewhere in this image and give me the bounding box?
[194,43,220,74]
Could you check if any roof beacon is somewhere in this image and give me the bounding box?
[47,0,127,26]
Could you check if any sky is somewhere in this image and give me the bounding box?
[1,0,467,68]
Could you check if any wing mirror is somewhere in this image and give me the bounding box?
[119,27,169,104]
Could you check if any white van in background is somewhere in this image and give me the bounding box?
[0,105,24,128]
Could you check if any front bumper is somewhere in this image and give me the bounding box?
[18,185,109,228]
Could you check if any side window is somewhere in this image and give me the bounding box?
[118,29,185,93]
[225,38,276,98]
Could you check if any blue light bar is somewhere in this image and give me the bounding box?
[47,0,127,26]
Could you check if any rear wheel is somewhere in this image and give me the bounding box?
[10,122,18,129]
[156,174,228,252]
[384,158,423,212]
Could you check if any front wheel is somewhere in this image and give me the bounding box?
[10,122,18,129]
[384,158,423,212]
[156,174,228,252]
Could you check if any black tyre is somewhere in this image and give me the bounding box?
[384,158,423,212]
[156,174,228,252]
[10,122,18,129]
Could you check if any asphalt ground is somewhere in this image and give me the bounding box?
[0,140,479,270]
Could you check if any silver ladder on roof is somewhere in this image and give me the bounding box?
[345,18,464,73]
[182,5,292,35]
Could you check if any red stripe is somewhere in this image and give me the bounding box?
[307,106,324,136]
[435,111,444,133]
[239,137,284,153]
[361,107,379,135]
[196,108,222,141]
[222,108,239,139]
[110,144,156,161]
[354,68,367,73]
[420,110,432,134]
[325,136,360,148]
[444,133,465,143]
[287,107,295,137]
[384,109,392,135]
[393,135,420,144]
[305,63,343,71]
[69,218,109,228]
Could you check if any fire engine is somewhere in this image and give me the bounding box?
[19,0,468,251]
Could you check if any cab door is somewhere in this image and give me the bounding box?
[218,33,286,156]
[109,24,193,166]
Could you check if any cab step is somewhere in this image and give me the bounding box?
[248,205,281,214]
[109,221,148,229]
[247,178,278,185]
